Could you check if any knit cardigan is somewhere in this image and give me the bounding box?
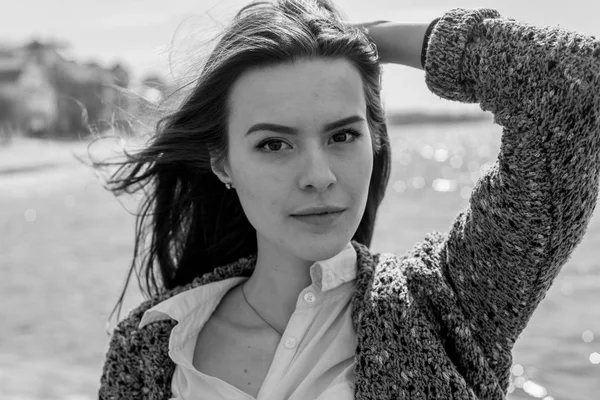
[99,7,600,400]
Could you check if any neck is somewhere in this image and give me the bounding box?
[242,239,314,333]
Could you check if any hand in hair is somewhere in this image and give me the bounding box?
[347,20,431,69]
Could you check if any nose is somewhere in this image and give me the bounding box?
[297,145,337,192]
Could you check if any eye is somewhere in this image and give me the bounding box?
[257,139,292,152]
[331,128,362,143]
[256,128,363,153]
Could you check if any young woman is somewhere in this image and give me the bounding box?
[98,0,600,398]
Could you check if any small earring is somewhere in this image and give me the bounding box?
[225,182,232,190]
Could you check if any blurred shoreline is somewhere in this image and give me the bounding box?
[385,108,491,125]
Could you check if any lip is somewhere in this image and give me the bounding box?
[291,206,346,216]
[291,210,345,226]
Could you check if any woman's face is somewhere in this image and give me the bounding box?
[214,57,373,262]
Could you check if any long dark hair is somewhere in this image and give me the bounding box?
[101,0,391,322]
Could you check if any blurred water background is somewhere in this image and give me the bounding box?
[0,1,599,399]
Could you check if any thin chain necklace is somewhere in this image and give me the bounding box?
[241,283,283,336]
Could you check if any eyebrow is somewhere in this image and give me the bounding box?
[245,115,366,136]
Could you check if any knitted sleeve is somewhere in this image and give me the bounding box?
[420,17,441,69]
[424,7,599,362]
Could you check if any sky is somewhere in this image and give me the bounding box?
[1,0,598,111]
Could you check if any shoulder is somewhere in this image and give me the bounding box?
[110,251,259,334]
[351,231,447,300]
[378,231,449,298]
[349,231,448,323]
[99,287,191,397]
[100,254,257,397]
[355,231,446,273]
[396,230,448,282]
[109,286,194,335]
[103,277,207,367]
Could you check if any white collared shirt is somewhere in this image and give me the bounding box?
[139,241,358,400]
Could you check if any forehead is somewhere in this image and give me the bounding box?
[228,58,366,131]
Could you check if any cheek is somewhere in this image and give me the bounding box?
[229,150,288,220]
[235,173,289,246]
[350,139,374,193]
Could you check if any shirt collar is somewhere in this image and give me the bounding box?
[138,277,246,329]
[309,241,357,292]
[138,241,357,329]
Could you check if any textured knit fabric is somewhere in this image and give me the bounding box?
[421,17,441,68]
[138,241,357,399]
[99,7,600,400]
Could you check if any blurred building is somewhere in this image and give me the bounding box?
[0,40,132,140]
[0,44,57,140]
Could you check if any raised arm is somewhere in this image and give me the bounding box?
[363,7,599,360]
[426,7,599,343]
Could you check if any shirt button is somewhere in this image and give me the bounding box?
[284,337,297,349]
[303,291,316,304]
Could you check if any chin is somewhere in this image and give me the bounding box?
[292,235,351,262]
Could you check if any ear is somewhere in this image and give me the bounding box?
[210,154,233,186]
